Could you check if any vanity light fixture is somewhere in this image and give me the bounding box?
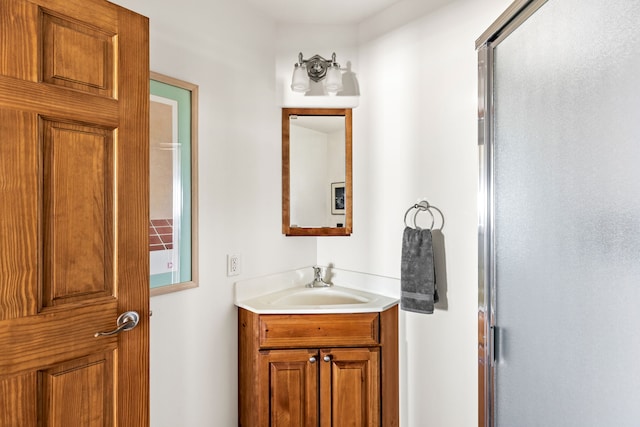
[290,52,344,95]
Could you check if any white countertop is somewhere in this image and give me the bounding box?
[234,267,400,314]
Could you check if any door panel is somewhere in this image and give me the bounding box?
[320,348,380,427]
[42,120,115,306]
[42,10,116,97]
[479,0,640,425]
[40,352,115,427]
[260,349,318,427]
[0,0,149,425]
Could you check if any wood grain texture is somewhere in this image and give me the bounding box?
[0,300,118,377]
[0,76,119,126]
[259,312,379,348]
[380,304,399,426]
[261,349,318,427]
[40,352,115,427]
[0,373,37,426]
[0,0,38,81]
[0,109,38,320]
[344,107,353,234]
[238,308,262,427]
[283,227,355,237]
[114,5,150,427]
[281,110,291,235]
[320,347,380,427]
[37,0,119,31]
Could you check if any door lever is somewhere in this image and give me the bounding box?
[94,311,140,337]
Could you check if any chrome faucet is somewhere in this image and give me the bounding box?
[307,266,332,288]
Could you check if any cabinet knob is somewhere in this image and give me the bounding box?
[323,355,331,362]
[309,357,316,363]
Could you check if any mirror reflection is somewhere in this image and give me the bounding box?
[282,108,352,236]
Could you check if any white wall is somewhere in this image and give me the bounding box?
[318,0,511,426]
[110,0,511,425]
[327,129,346,227]
[110,1,317,425]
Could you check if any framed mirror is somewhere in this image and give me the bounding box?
[282,108,352,236]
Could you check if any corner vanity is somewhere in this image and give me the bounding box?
[236,269,400,427]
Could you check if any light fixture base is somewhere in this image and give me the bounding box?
[291,52,343,94]
[306,54,330,82]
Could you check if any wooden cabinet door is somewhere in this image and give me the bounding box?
[259,349,319,427]
[320,348,380,427]
[0,0,149,426]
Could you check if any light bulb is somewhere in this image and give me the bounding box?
[324,64,343,95]
[291,64,310,93]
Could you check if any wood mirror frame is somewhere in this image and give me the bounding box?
[282,108,352,236]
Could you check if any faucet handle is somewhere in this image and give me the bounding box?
[308,266,332,287]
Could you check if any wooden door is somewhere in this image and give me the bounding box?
[320,348,380,427]
[0,0,149,426]
[259,349,319,427]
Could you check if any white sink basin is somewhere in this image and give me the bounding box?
[236,285,398,314]
[269,287,370,306]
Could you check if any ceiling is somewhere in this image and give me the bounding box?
[244,0,405,25]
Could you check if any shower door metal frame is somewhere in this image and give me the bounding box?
[476,1,547,426]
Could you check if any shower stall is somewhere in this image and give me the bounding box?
[477,0,640,425]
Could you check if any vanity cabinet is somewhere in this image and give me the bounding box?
[238,306,398,427]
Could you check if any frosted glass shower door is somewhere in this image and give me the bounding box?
[481,0,640,426]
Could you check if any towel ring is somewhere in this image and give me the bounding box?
[404,202,435,230]
[426,204,445,230]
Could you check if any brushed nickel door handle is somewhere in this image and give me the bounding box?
[95,311,140,337]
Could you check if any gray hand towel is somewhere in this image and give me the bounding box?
[401,227,438,314]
